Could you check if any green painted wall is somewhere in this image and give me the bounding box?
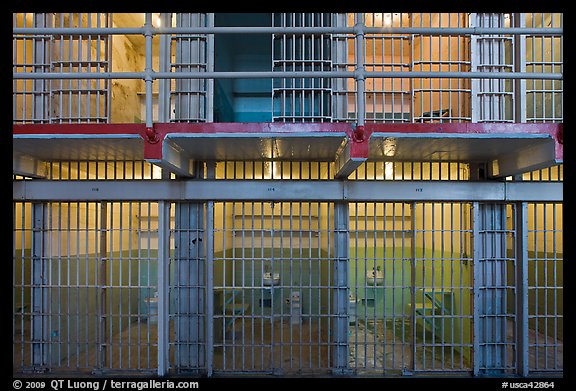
[350,246,473,364]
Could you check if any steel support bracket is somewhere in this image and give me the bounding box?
[333,125,372,179]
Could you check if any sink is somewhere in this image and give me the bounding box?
[263,272,280,286]
[366,269,384,286]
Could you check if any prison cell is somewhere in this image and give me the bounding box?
[525,13,563,123]
[412,13,471,123]
[12,12,563,378]
[13,201,160,374]
[526,203,563,373]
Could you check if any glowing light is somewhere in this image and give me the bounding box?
[383,13,392,26]
[385,162,394,180]
[152,164,162,179]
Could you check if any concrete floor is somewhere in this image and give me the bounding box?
[13,317,562,375]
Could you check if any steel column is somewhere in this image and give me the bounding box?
[173,202,205,371]
[332,202,349,373]
[31,202,49,370]
[157,201,171,376]
[515,202,529,376]
[355,13,365,127]
[144,14,154,129]
[473,202,510,375]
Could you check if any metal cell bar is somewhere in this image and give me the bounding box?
[157,201,170,375]
[333,202,349,373]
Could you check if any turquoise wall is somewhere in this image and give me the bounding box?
[214,248,331,317]
[214,13,272,123]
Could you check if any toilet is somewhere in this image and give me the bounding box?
[289,291,301,325]
[144,291,159,324]
[349,295,357,324]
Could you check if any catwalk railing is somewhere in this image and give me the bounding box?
[13,13,563,126]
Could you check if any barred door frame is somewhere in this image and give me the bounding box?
[13,180,562,376]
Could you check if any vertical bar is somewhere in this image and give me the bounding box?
[144,13,154,128]
[515,202,528,376]
[332,202,349,373]
[355,13,365,127]
[514,13,527,122]
[158,201,170,376]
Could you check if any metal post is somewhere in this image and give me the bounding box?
[157,201,171,376]
[332,201,349,374]
[174,202,205,371]
[355,13,366,127]
[473,202,508,375]
[515,202,529,377]
[144,14,154,128]
[31,202,49,370]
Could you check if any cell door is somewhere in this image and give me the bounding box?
[348,202,474,375]
[13,201,160,374]
[212,201,335,375]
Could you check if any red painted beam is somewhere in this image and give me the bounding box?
[363,122,561,135]
[13,123,148,135]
